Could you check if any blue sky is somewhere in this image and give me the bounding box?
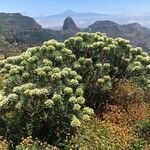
[0,0,150,17]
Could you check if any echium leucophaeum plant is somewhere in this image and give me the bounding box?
[0,39,93,144]
[65,32,150,109]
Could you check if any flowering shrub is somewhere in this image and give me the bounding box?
[65,32,150,110]
[0,40,93,146]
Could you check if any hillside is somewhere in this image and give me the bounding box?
[0,13,54,56]
[0,13,42,40]
[0,32,149,149]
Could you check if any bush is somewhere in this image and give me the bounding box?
[65,32,150,111]
[0,40,93,146]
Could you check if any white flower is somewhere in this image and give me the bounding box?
[4,64,12,69]
[71,115,81,127]
[98,78,104,84]
[44,99,54,108]
[123,58,130,63]
[22,72,30,79]
[74,63,81,69]
[25,88,48,97]
[61,48,72,55]
[73,104,81,111]
[133,61,142,66]
[46,45,55,53]
[70,70,77,77]
[103,47,110,52]
[75,75,82,81]
[103,76,111,82]
[13,83,35,93]
[7,94,18,101]
[146,65,150,70]
[135,55,143,61]
[64,87,73,95]
[141,52,148,57]
[52,94,61,101]
[9,65,24,74]
[27,56,38,63]
[76,96,85,104]
[116,37,129,44]
[103,63,110,69]
[69,96,77,103]
[60,70,68,77]
[82,114,90,121]
[55,56,63,62]
[15,101,23,110]
[51,73,61,80]
[52,67,61,73]
[76,88,84,96]
[83,107,94,115]
[69,79,79,86]
[132,66,142,72]
[43,59,53,66]
[95,63,102,69]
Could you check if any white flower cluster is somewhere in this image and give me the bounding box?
[44,99,54,108]
[76,88,84,97]
[71,115,81,127]
[9,65,24,74]
[98,75,112,90]
[93,41,105,49]
[76,96,85,104]
[24,88,48,97]
[43,59,53,66]
[44,40,65,50]
[52,94,62,101]
[78,57,92,66]
[64,87,73,95]
[69,96,77,103]
[73,104,81,111]
[83,107,94,115]
[13,83,35,93]
[27,56,38,63]
[69,79,79,87]
[116,37,130,45]
[61,48,72,55]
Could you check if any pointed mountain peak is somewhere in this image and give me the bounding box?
[62,17,79,31]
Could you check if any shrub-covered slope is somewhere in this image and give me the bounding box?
[0,32,149,149]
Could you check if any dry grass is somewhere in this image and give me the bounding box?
[0,137,9,150]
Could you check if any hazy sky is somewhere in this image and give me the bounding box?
[0,0,150,17]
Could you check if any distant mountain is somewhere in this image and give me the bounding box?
[85,21,150,52]
[35,10,111,29]
[35,10,150,29]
